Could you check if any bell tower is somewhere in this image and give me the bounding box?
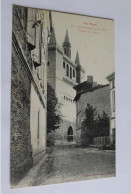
[62,30,71,58]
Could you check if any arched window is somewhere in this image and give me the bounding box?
[70,67,72,79]
[73,69,75,77]
[66,64,69,77]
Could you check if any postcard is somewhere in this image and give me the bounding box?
[10,5,115,188]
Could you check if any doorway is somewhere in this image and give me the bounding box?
[67,126,73,142]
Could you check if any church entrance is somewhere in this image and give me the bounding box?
[67,126,73,142]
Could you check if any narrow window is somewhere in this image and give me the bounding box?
[64,48,66,54]
[70,67,72,79]
[37,110,40,140]
[73,69,75,77]
[63,61,65,68]
[66,64,69,77]
[112,90,115,112]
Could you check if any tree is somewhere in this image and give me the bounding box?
[96,111,109,136]
[82,103,97,135]
[47,83,62,134]
[81,103,97,146]
[81,104,110,146]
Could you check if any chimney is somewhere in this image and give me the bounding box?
[87,75,93,83]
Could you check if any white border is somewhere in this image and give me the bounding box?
[1,0,131,194]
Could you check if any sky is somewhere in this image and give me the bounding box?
[51,10,115,84]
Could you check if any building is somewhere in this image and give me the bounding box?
[74,76,110,146]
[106,72,115,146]
[11,5,51,183]
[47,27,85,143]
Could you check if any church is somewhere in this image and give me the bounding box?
[47,27,85,143]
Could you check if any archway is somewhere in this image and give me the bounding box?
[67,126,73,142]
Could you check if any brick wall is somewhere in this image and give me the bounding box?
[10,46,33,183]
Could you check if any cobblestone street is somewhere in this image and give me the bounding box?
[15,145,115,188]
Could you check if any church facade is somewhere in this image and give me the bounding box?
[47,28,85,143]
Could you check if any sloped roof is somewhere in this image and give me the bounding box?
[74,83,109,101]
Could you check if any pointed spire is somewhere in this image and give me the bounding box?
[49,11,52,32]
[63,29,70,44]
[75,51,80,66]
[62,29,71,58]
[49,26,56,44]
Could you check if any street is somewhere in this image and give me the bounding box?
[15,145,115,188]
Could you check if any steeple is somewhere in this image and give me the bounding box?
[75,51,81,84]
[64,29,70,44]
[49,27,56,45]
[49,11,52,32]
[75,51,80,66]
[62,29,71,58]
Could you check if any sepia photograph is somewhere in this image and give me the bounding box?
[10,5,115,188]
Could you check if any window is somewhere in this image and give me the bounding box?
[37,110,40,140]
[66,64,69,77]
[47,61,49,66]
[70,67,72,79]
[112,90,115,112]
[63,61,65,68]
[64,48,66,54]
[73,69,75,77]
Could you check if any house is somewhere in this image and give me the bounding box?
[74,76,110,146]
[11,5,51,183]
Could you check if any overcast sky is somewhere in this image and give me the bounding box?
[51,10,115,84]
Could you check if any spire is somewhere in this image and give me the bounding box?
[62,29,71,58]
[75,51,80,66]
[49,26,56,44]
[49,11,52,32]
[63,29,70,44]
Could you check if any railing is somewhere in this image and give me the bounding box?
[93,136,110,145]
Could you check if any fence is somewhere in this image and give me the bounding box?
[93,136,110,146]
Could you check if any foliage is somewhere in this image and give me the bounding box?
[82,103,97,136]
[47,83,62,134]
[82,103,109,137]
[96,111,109,136]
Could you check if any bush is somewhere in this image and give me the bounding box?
[47,131,55,147]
